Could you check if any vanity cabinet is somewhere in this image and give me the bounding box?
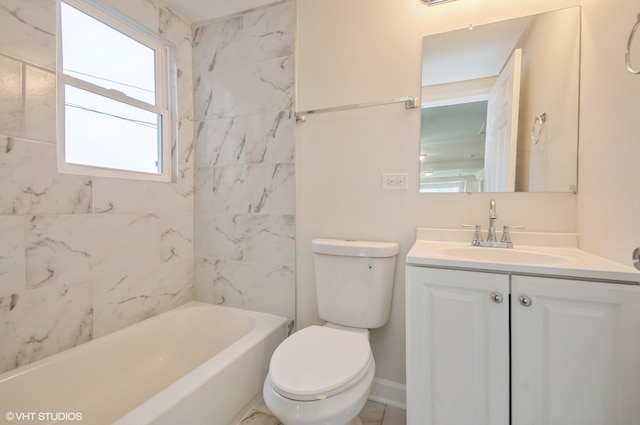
[511,275,640,425]
[406,266,510,425]
[406,266,640,425]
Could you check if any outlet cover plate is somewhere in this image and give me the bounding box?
[382,173,408,190]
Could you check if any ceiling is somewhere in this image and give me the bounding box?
[162,0,283,24]
[421,15,533,86]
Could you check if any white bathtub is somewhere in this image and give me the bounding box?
[0,302,289,425]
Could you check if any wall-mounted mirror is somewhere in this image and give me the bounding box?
[419,7,580,193]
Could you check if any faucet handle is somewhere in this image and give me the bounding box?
[500,225,511,244]
[473,224,484,245]
[500,225,525,245]
[463,224,484,245]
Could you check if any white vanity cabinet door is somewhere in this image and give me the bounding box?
[406,266,510,425]
[511,275,640,425]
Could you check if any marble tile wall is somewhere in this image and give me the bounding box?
[0,0,194,374]
[193,1,296,320]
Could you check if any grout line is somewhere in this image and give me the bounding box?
[379,404,387,425]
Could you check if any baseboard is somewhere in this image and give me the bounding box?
[368,378,406,410]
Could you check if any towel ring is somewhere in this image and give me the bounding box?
[531,112,546,145]
[626,13,640,74]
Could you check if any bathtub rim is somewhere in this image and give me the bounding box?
[0,302,287,383]
[113,302,289,424]
[0,302,289,425]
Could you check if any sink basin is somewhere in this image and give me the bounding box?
[441,246,573,266]
[409,228,640,282]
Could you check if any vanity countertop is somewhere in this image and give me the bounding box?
[407,228,640,284]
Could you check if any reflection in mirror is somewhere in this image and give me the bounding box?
[419,7,580,193]
[421,101,487,192]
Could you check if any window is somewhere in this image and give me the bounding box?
[57,0,176,181]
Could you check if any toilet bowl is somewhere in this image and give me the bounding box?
[263,325,375,425]
[264,239,399,425]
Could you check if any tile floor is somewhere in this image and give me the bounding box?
[237,399,406,425]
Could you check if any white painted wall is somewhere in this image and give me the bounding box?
[297,0,580,388]
[577,0,640,265]
[517,7,581,192]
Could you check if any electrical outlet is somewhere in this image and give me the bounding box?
[382,173,408,190]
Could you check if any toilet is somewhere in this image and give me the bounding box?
[263,238,399,425]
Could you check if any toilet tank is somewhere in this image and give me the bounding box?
[311,239,399,329]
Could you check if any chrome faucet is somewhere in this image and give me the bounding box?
[464,198,522,248]
[487,198,497,242]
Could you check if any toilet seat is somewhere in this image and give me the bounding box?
[269,325,372,401]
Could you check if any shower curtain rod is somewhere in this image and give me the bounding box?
[295,96,419,123]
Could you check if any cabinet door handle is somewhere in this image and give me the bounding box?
[490,292,504,303]
[519,295,532,307]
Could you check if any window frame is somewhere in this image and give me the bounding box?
[56,0,177,182]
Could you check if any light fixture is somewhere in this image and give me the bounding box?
[421,153,434,176]
[421,0,457,6]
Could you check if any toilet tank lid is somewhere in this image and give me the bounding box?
[311,238,399,258]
